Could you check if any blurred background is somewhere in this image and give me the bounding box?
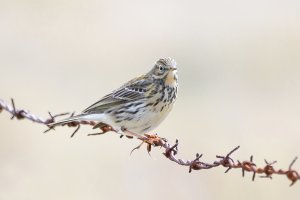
[0,0,300,199]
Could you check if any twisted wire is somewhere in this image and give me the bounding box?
[1,98,299,186]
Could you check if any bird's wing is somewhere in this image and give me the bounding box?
[82,75,152,114]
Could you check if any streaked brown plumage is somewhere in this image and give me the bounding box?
[48,58,178,136]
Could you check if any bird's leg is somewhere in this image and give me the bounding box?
[121,127,147,140]
[120,135,134,139]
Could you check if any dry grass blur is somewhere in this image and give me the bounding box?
[0,0,300,199]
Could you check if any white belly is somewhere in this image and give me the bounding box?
[124,102,174,134]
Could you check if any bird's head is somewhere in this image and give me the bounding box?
[148,58,178,87]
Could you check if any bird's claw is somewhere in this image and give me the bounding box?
[130,133,167,155]
[142,133,166,146]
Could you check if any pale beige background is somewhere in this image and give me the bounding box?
[0,0,300,199]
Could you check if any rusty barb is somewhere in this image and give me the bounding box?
[0,98,299,186]
[0,98,96,137]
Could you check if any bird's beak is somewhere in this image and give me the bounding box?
[171,67,177,71]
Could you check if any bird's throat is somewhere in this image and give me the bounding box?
[164,71,178,87]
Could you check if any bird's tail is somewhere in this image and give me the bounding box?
[47,114,86,128]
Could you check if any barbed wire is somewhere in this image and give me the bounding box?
[1,98,299,186]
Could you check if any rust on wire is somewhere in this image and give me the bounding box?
[163,139,178,158]
[287,157,299,186]
[189,153,203,173]
[0,98,299,186]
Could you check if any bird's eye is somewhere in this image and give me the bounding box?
[159,66,164,71]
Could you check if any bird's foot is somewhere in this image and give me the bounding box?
[142,133,167,146]
[130,133,167,155]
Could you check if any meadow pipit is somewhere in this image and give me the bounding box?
[48,58,178,138]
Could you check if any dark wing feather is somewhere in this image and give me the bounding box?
[82,75,152,114]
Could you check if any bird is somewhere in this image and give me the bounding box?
[48,58,178,138]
